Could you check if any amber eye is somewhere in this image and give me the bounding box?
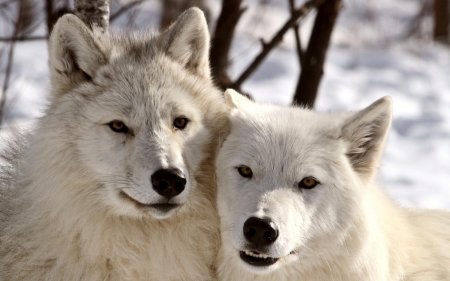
[108,120,129,134]
[237,166,253,179]
[298,177,319,189]
[173,117,189,130]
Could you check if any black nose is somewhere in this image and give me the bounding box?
[151,168,186,200]
[243,217,279,247]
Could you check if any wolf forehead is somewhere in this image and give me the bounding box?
[92,66,196,116]
[94,32,200,89]
[71,33,206,117]
[228,105,347,155]
[95,29,187,67]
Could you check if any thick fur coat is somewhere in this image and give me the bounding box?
[216,89,450,281]
[0,9,228,280]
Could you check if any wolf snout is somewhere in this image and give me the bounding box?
[151,168,186,200]
[243,217,279,247]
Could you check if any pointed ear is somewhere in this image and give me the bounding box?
[224,89,254,109]
[49,14,108,97]
[163,7,211,78]
[341,97,392,179]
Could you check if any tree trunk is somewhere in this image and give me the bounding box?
[45,0,54,35]
[434,0,449,42]
[292,0,341,108]
[74,0,110,32]
[210,0,244,90]
[46,0,73,35]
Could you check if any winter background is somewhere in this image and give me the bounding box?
[1,0,449,208]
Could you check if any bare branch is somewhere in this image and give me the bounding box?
[0,44,15,127]
[404,1,432,39]
[0,0,40,127]
[0,36,48,42]
[232,0,324,90]
[0,0,17,9]
[15,0,41,37]
[288,0,305,68]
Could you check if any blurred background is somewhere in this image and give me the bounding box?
[0,0,449,208]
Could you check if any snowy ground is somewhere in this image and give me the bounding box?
[1,0,449,209]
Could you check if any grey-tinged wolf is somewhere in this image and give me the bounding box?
[0,8,228,280]
[216,89,450,281]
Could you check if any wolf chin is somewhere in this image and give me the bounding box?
[216,89,450,281]
[0,8,229,280]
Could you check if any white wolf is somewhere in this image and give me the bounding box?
[0,8,229,280]
[216,89,450,281]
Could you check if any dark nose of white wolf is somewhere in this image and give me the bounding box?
[243,217,279,247]
[151,168,186,200]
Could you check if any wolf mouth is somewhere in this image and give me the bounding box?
[239,250,279,267]
[150,203,180,212]
[119,191,180,212]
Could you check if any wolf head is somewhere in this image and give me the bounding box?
[216,89,392,275]
[40,8,226,220]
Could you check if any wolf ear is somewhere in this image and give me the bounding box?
[341,97,392,180]
[163,7,211,78]
[49,14,108,97]
[224,89,253,109]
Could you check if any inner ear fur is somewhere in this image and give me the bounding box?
[341,97,392,179]
[224,89,253,109]
[49,14,109,97]
[162,7,211,78]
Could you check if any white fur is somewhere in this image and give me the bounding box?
[0,9,229,280]
[216,89,450,281]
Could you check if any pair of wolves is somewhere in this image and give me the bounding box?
[1,7,449,281]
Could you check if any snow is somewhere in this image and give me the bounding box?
[1,0,449,209]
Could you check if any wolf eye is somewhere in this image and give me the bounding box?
[108,120,129,134]
[298,177,319,189]
[173,117,189,130]
[237,166,253,179]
